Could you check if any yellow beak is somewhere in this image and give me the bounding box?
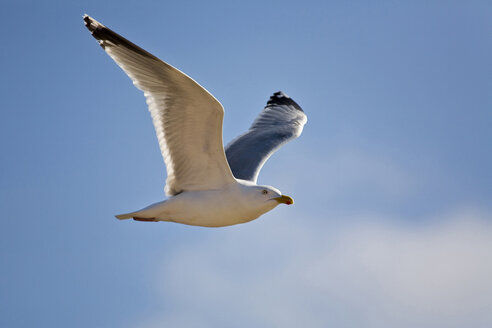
[273,195,294,205]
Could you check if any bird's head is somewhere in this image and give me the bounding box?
[251,185,294,206]
[236,180,294,216]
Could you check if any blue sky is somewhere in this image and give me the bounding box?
[1,0,491,327]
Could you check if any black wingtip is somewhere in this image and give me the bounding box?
[82,15,157,60]
[83,14,107,47]
[266,91,304,112]
[83,14,98,33]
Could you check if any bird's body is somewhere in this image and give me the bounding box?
[116,180,287,227]
[84,15,306,227]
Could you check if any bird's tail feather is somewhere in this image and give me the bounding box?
[115,200,167,220]
[115,212,136,220]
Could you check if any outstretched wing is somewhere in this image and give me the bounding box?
[84,15,236,196]
[225,92,307,182]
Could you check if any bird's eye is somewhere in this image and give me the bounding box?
[262,190,268,194]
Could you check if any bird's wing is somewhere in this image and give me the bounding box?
[84,15,236,195]
[225,91,307,183]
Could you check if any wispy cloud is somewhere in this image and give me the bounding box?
[135,207,492,328]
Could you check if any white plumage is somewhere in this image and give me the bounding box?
[84,15,307,227]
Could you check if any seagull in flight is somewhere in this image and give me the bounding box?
[83,15,307,227]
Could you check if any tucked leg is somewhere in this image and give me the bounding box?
[133,217,157,222]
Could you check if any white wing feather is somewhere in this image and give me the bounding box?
[84,15,235,195]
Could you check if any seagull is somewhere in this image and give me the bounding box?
[83,15,307,227]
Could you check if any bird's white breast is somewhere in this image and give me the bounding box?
[148,183,276,227]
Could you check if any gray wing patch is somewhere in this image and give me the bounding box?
[225,91,307,182]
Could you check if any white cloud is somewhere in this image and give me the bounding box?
[134,207,492,328]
